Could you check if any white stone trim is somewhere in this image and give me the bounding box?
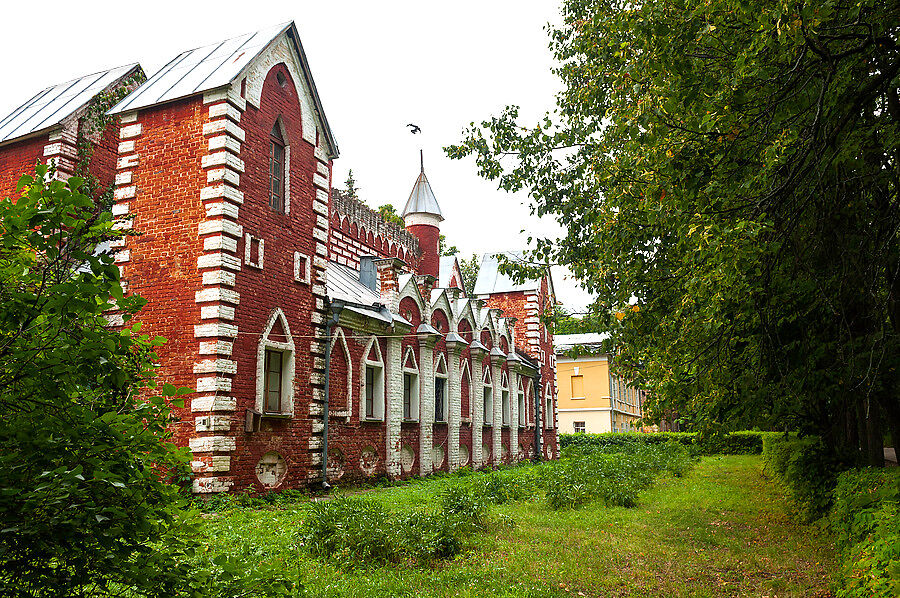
[194,323,239,338]
[328,327,353,413]
[119,124,142,139]
[293,252,310,284]
[244,234,264,269]
[360,335,385,421]
[191,395,237,412]
[255,308,296,415]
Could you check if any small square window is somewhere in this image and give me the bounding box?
[293,252,310,284]
[574,421,586,434]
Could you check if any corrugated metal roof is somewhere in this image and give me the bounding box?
[401,158,443,219]
[0,63,140,145]
[107,21,338,158]
[326,261,381,305]
[110,22,290,115]
[473,252,541,295]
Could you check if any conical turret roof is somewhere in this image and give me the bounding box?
[402,152,443,220]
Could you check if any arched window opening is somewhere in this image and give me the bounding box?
[269,122,286,212]
[482,367,493,425]
[402,346,419,421]
[256,309,295,415]
[361,337,385,421]
[501,371,510,426]
[518,379,526,427]
[434,354,448,422]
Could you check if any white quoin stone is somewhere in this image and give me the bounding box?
[119,124,142,139]
[191,395,237,412]
[196,376,232,393]
[193,323,239,338]
[192,477,233,494]
[189,436,235,453]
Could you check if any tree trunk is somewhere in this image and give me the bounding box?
[865,396,885,467]
[876,393,900,456]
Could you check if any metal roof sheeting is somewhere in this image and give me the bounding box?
[554,333,610,353]
[473,252,541,295]
[0,63,140,145]
[402,166,443,219]
[326,261,381,306]
[109,22,290,114]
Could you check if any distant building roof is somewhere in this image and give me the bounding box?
[438,256,465,292]
[554,333,610,354]
[474,252,549,295]
[108,21,337,158]
[401,155,443,219]
[0,63,141,145]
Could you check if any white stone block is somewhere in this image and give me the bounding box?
[313,172,328,189]
[199,340,233,355]
[200,304,236,320]
[193,358,237,374]
[119,111,138,124]
[115,171,132,186]
[195,288,240,304]
[204,201,240,219]
[207,135,241,154]
[203,235,238,252]
[119,124,142,139]
[191,395,237,412]
[198,219,241,238]
[117,155,138,169]
[114,250,130,263]
[189,436,235,453]
[203,119,245,141]
[195,415,232,432]
[201,151,244,173]
[196,377,232,393]
[202,270,236,287]
[200,185,244,204]
[209,102,242,122]
[117,140,135,153]
[113,186,136,200]
[192,477,233,494]
[111,203,129,216]
[193,323,239,338]
[197,252,242,271]
[207,168,240,186]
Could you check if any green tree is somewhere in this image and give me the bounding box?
[343,169,359,200]
[377,203,405,227]
[439,234,459,256]
[459,253,481,296]
[0,169,293,597]
[448,0,900,464]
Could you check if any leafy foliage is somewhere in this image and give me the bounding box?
[830,468,900,597]
[560,430,769,455]
[0,170,190,596]
[376,202,404,227]
[447,0,900,461]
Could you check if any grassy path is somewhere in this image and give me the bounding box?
[199,455,836,597]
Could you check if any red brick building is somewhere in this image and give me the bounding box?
[0,22,558,493]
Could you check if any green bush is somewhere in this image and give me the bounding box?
[830,468,900,598]
[559,431,767,456]
[298,490,490,568]
[762,434,846,522]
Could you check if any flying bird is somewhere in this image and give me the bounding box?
[407,123,421,134]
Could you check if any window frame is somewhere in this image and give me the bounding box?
[255,309,295,416]
[360,336,385,421]
[501,371,509,427]
[402,346,420,422]
[434,354,448,423]
[482,366,493,425]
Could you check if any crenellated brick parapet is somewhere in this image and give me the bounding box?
[330,189,421,269]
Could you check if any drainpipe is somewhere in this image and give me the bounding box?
[533,368,542,462]
[321,298,345,489]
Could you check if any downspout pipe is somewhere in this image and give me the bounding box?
[533,368,542,462]
[321,298,345,489]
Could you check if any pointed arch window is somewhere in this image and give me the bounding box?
[518,379,526,427]
[482,367,493,425]
[361,337,385,421]
[256,309,295,415]
[269,122,286,213]
[501,371,510,426]
[434,355,448,423]
[545,382,554,429]
[402,346,419,421]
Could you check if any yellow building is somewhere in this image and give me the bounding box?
[554,334,646,434]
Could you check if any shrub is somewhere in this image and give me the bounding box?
[299,497,395,568]
[830,468,900,598]
[762,434,846,521]
[559,431,767,456]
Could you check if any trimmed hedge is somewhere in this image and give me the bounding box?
[559,431,768,456]
[830,468,900,597]
[761,433,847,522]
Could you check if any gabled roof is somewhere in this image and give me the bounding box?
[108,21,337,158]
[326,261,380,306]
[438,255,465,292]
[401,155,443,219]
[0,63,141,145]
[474,252,547,295]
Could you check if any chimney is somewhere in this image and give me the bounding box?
[359,255,377,291]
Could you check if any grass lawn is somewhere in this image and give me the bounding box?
[197,455,836,597]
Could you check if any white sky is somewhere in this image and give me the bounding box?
[0,0,595,312]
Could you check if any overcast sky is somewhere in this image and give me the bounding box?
[0,0,595,311]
